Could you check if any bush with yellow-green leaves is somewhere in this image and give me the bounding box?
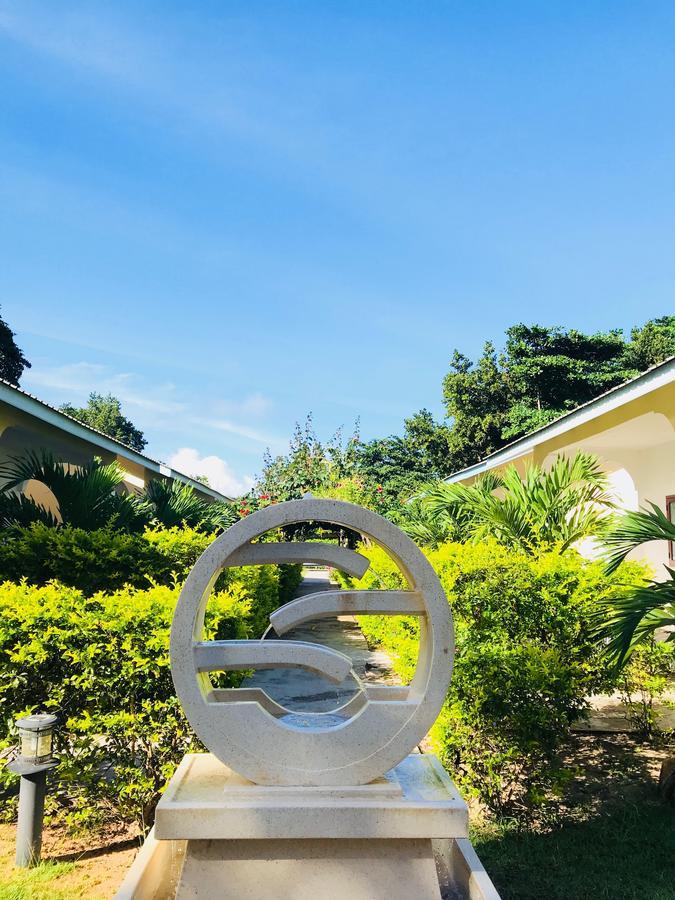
[0,557,300,832]
[336,539,648,819]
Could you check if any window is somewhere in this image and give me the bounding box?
[667,496,675,564]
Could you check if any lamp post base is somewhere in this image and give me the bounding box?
[15,770,47,868]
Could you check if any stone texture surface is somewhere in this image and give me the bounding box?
[155,754,468,841]
[175,837,444,900]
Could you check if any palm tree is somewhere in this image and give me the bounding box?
[0,449,238,534]
[0,450,147,531]
[418,452,614,553]
[399,498,458,549]
[139,478,237,532]
[595,503,675,666]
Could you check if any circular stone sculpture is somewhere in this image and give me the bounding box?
[170,498,454,786]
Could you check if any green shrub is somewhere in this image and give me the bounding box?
[0,580,252,832]
[616,639,675,738]
[0,524,303,831]
[141,524,213,578]
[0,523,173,593]
[0,524,302,618]
[340,539,645,818]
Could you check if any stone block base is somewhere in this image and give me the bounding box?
[116,754,501,899]
[178,837,443,899]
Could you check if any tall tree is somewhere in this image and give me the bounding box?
[440,318,674,472]
[60,393,147,452]
[443,343,509,468]
[502,324,630,438]
[355,409,452,511]
[0,308,31,385]
[626,316,675,370]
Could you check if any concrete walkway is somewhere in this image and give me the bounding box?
[243,568,398,712]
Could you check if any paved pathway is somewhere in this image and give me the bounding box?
[575,690,675,733]
[243,568,398,712]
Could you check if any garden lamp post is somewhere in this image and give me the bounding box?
[7,713,59,867]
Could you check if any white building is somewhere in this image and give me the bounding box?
[445,357,675,574]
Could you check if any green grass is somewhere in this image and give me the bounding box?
[473,802,675,899]
[471,734,675,899]
[0,862,77,900]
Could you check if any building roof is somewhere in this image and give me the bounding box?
[445,355,675,484]
[0,379,233,502]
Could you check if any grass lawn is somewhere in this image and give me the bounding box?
[0,823,138,899]
[472,733,675,900]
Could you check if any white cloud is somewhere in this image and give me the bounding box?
[169,447,253,498]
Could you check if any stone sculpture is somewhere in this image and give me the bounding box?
[117,497,500,899]
[170,497,454,786]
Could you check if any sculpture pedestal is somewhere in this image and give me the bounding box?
[116,753,500,899]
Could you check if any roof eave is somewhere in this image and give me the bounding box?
[0,381,234,502]
[445,355,675,484]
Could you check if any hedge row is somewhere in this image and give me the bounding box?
[335,539,646,817]
[0,522,304,830]
[0,569,297,832]
[0,523,302,619]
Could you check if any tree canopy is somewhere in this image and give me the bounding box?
[60,393,147,452]
[442,317,675,471]
[0,308,31,386]
[254,316,674,511]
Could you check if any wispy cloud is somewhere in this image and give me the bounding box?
[190,415,283,450]
[24,362,185,417]
[0,4,165,85]
[219,392,272,418]
[168,447,253,498]
[22,359,285,463]
[0,3,300,154]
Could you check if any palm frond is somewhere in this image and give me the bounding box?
[416,451,612,554]
[0,491,60,528]
[593,574,675,666]
[603,503,675,574]
[0,449,148,531]
[141,479,235,531]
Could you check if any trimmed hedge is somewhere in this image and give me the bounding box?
[0,523,172,594]
[0,528,304,830]
[0,524,302,618]
[0,580,252,831]
[336,539,645,817]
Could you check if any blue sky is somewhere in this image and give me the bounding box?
[2,2,674,494]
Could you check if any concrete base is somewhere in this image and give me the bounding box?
[178,837,443,899]
[116,754,501,899]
